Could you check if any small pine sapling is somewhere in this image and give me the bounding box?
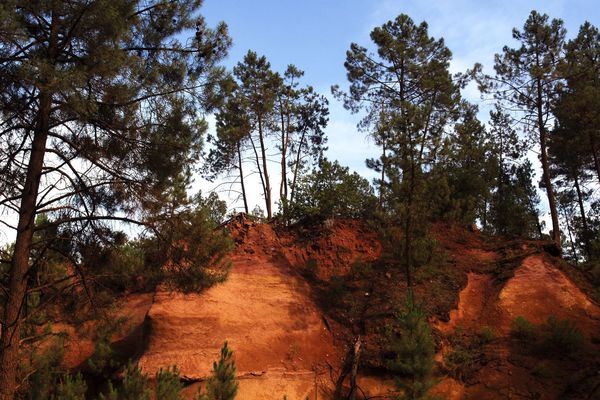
[205,341,239,400]
[53,373,87,400]
[387,292,436,400]
[156,366,184,400]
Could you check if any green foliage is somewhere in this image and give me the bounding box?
[98,362,151,400]
[121,362,151,400]
[303,258,319,279]
[511,316,536,341]
[95,242,148,292]
[28,339,66,400]
[156,366,184,400]
[53,373,87,400]
[478,326,496,344]
[87,317,126,377]
[440,102,495,225]
[143,191,233,293]
[285,159,376,223]
[387,293,435,400]
[205,341,239,400]
[511,315,585,358]
[479,107,542,238]
[531,362,552,379]
[539,316,585,356]
[323,275,349,310]
[491,10,566,245]
[443,343,481,382]
[98,382,119,400]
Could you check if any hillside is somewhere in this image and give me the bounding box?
[54,216,600,399]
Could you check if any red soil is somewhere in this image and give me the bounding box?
[56,218,600,399]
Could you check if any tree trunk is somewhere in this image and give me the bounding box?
[561,205,579,265]
[250,135,266,198]
[279,99,291,203]
[573,174,591,258]
[257,117,272,219]
[589,132,600,186]
[0,90,52,400]
[348,336,361,400]
[237,143,248,214]
[379,140,386,208]
[289,131,306,204]
[403,154,415,290]
[537,79,561,248]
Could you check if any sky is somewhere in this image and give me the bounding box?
[196,0,600,219]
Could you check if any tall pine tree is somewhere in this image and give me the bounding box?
[334,14,461,288]
[0,1,231,397]
[491,10,565,247]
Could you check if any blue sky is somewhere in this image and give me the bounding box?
[197,0,600,218]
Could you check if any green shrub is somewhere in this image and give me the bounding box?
[539,316,585,357]
[443,343,481,382]
[478,326,496,344]
[531,362,552,379]
[510,316,536,341]
[304,258,319,279]
[98,382,119,400]
[324,275,348,309]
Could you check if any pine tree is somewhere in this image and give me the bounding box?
[156,366,184,400]
[0,1,231,397]
[231,51,282,219]
[205,341,239,400]
[118,362,151,400]
[442,102,494,225]
[491,10,566,247]
[52,374,87,400]
[486,107,542,238]
[286,159,376,223]
[555,22,600,185]
[334,14,461,288]
[387,292,435,400]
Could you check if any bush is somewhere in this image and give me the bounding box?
[443,343,481,382]
[510,316,536,341]
[443,329,484,383]
[99,362,151,400]
[478,326,496,344]
[323,275,348,309]
[539,316,585,357]
[304,258,319,279]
